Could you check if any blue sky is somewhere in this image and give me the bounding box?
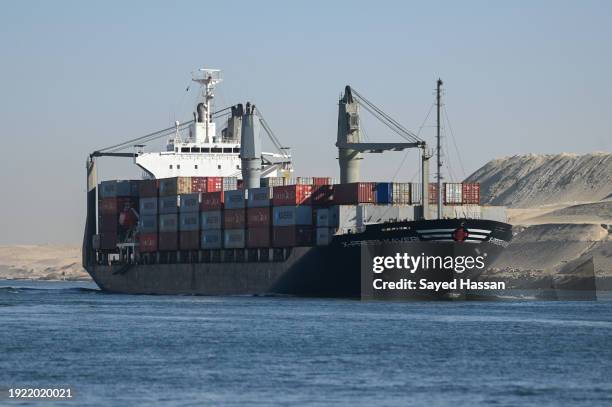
[0,0,610,244]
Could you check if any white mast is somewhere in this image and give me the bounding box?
[192,68,222,144]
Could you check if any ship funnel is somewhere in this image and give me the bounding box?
[196,103,205,123]
[240,102,262,189]
[336,86,362,183]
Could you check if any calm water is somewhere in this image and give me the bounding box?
[0,280,611,406]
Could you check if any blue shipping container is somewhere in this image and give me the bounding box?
[376,183,393,204]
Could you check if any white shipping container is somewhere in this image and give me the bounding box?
[224,189,246,209]
[317,205,359,229]
[201,230,222,249]
[392,183,411,204]
[358,204,416,226]
[428,205,482,220]
[290,177,313,185]
[224,229,245,248]
[444,183,463,205]
[200,210,222,230]
[315,227,334,246]
[139,197,158,215]
[261,176,286,187]
[223,177,238,191]
[410,183,423,205]
[159,214,178,232]
[273,206,313,226]
[481,206,507,223]
[247,187,273,208]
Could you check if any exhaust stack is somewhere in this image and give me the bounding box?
[336,86,362,184]
[240,102,262,189]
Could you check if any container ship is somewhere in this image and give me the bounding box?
[83,69,512,298]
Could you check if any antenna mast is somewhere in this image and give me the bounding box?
[436,78,443,220]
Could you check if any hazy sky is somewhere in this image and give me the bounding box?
[1,0,610,245]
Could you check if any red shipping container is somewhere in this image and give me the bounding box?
[429,183,439,204]
[138,179,158,197]
[224,209,246,229]
[158,232,178,251]
[247,207,272,227]
[272,226,313,247]
[272,185,313,206]
[180,231,200,250]
[312,185,334,207]
[332,183,375,204]
[207,177,223,192]
[313,177,332,186]
[200,191,224,210]
[462,183,480,205]
[138,233,158,252]
[99,197,138,215]
[191,177,208,193]
[247,227,271,248]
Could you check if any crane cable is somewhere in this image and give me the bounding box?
[350,88,424,144]
[96,106,236,154]
[256,108,290,159]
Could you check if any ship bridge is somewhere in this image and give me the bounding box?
[94,68,292,180]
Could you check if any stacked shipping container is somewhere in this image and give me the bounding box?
[105,176,483,254]
[98,180,139,250]
[272,185,314,246]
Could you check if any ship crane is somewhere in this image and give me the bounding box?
[336,85,433,219]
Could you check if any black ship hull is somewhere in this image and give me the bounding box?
[84,219,512,298]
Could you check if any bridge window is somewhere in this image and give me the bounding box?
[218,165,221,169]
[195,165,198,169]
[181,147,189,153]
[233,147,240,153]
[211,147,222,153]
[169,165,173,169]
[191,147,201,153]
[202,147,210,153]
[177,165,181,169]
[223,148,233,153]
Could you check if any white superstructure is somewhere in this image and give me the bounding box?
[135,68,291,179]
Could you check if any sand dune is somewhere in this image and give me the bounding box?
[466,152,612,208]
[0,245,90,281]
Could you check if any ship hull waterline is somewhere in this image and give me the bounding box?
[84,219,512,298]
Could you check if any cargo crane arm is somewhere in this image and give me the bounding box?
[336,85,432,219]
[336,86,426,152]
